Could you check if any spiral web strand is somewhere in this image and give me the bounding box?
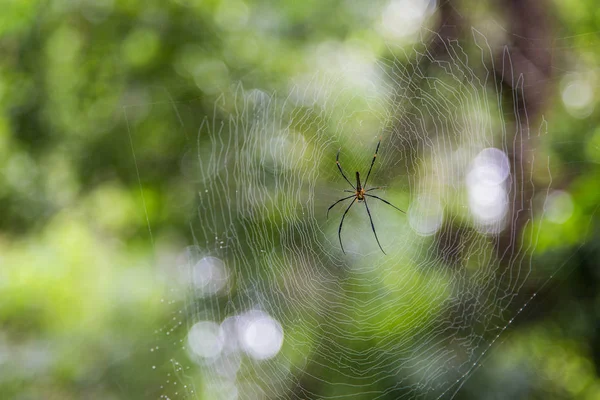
[138,29,551,400]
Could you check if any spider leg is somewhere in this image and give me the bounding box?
[336,149,356,189]
[364,194,406,214]
[343,190,355,193]
[362,138,381,188]
[327,195,355,219]
[363,197,386,254]
[365,186,386,193]
[338,198,357,254]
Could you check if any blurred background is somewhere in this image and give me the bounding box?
[2,0,600,399]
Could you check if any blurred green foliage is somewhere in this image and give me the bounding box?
[2,0,600,399]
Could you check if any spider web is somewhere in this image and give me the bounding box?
[126,24,569,400]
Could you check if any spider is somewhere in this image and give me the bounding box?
[327,139,405,255]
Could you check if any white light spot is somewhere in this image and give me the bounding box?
[469,147,510,186]
[312,41,381,93]
[467,148,510,233]
[237,311,284,360]
[213,353,242,379]
[379,0,435,40]
[468,183,507,221]
[187,321,223,361]
[219,316,240,354]
[191,256,229,296]
[408,195,444,236]
[562,76,595,118]
[545,190,574,224]
[265,132,307,171]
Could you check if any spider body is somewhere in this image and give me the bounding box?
[355,172,365,200]
[328,139,405,255]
